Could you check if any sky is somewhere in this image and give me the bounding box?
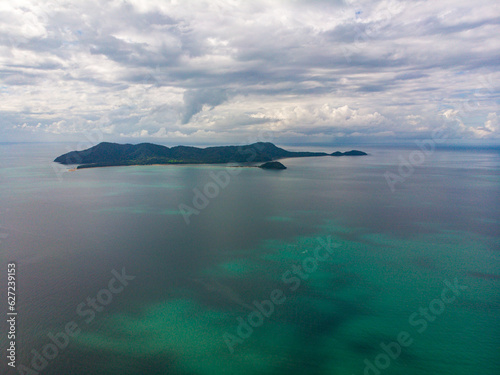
[1,0,499,145]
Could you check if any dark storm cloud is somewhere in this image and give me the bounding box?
[182,89,229,124]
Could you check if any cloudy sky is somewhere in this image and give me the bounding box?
[1,0,499,145]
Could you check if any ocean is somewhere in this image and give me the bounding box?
[0,142,498,375]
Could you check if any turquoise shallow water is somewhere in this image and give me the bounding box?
[0,143,499,375]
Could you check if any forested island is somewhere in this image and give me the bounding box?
[54,142,367,169]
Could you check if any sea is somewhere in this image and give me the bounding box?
[0,142,498,375]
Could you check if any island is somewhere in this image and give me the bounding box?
[331,150,368,156]
[258,161,287,170]
[54,142,367,169]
